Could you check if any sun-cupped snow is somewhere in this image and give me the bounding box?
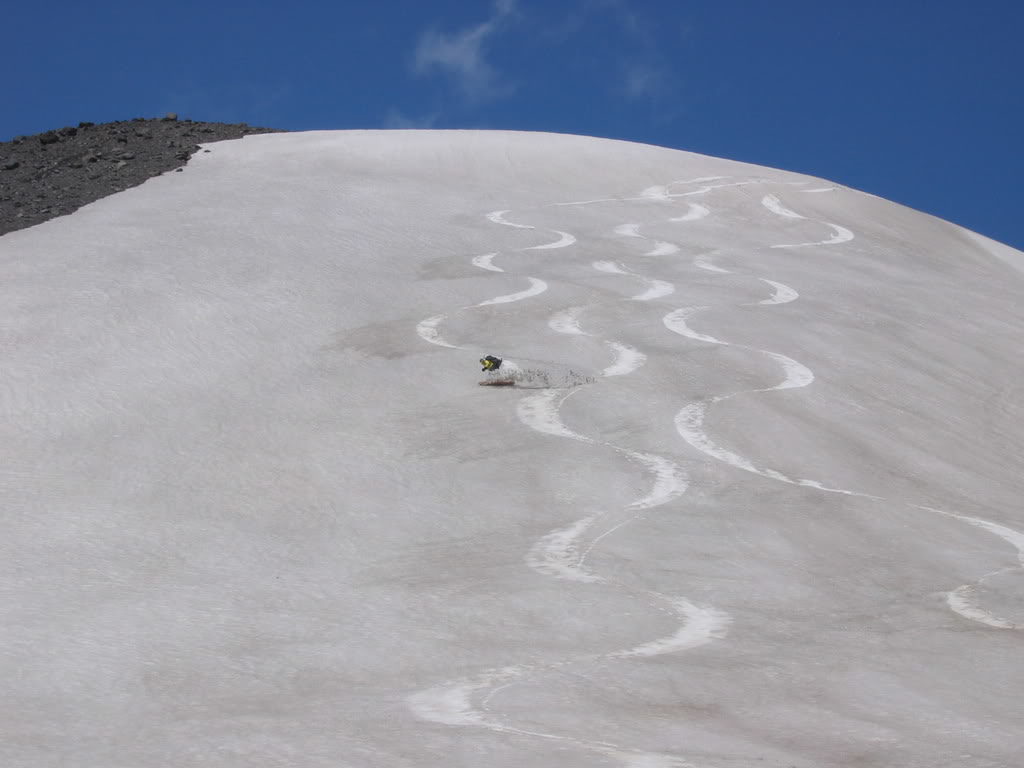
[4,128,1024,768]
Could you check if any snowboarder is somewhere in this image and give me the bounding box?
[480,355,503,372]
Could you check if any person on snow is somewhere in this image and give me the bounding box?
[480,355,503,372]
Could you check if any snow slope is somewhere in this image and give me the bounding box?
[2,130,1024,768]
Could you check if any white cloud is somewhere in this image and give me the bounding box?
[412,1,517,103]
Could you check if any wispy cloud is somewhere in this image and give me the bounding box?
[554,0,678,107]
[608,4,674,105]
[412,0,518,103]
[383,108,439,129]
[623,63,666,102]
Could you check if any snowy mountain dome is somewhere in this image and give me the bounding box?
[3,130,1023,768]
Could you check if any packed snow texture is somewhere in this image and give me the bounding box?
[2,130,1024,768]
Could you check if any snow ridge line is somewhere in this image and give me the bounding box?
[666,211,1024,632]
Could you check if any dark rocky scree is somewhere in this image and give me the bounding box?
[0,115,284,236]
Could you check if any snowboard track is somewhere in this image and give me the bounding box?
[410,183,738,768]
[672,192,1024,634]
[411,180,1023,766]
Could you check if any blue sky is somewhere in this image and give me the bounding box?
[6,1,1022,250]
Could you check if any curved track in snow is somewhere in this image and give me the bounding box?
[523,230,576,250]
[593,260,674,302]
[410,194,726,768]
[612,222,679,257]
[761,193,854,248]
[663,303,866,497]
[412,182,1024,767]
[924,506,1024,630]
[486,209,535,229]
[665,193,1024,633]
[414,212,574,349]
[671,202,710,222]
[415,314,458,349]
[476,277,548,306]
[470,252,502,272]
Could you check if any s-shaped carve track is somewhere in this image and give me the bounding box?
[411,181,1024,766]
[411,198,729,767]
[667,191,1024,632]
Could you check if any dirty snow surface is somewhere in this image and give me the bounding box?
[3,130,1024,768]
